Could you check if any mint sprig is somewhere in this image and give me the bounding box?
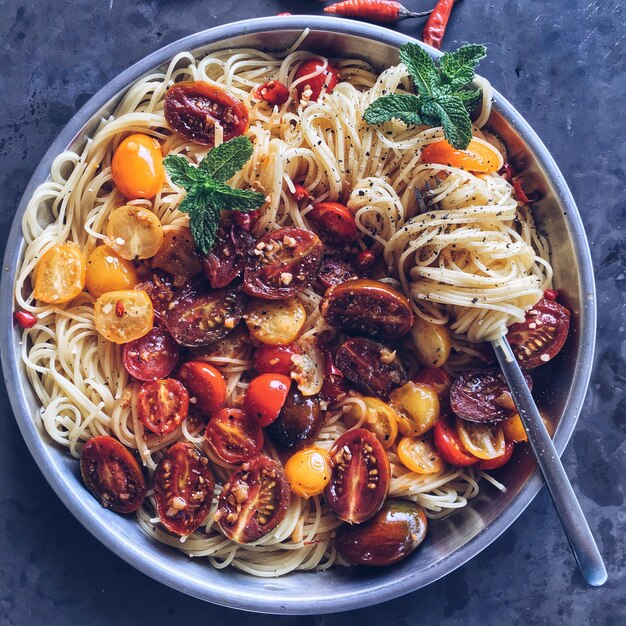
[363,43,487,150]
[164,136,265,254]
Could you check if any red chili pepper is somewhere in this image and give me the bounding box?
[13,310,38,329]
[324,0,432,24]
[292,183,312,204]
[512,176,532,204]
[354,249,376,272]
[422,0,455,50]
[115,301,125,318]
[544,289,559,301]
[254,80,290,106]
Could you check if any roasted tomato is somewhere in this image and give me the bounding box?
[164,277,246,347]
[420,138,502,174]
[476,440,515,470]
[507,297,570,369]
[336,500,427,566]
[335,337,407,397]
[344,397,399,449]
[290,338,325,396]
[413,368,453,401]
[80,436,146,513]
[216,455,291,543]
[137,378,188,436]
[397,436,444,474]
[306,202,357,246]
[254,344,301,376]
[202,222,253,289]
[318,254,358,288]
[321,279,414,340]
[266,387,322,451]
[190,323,249,362]
[33,242,86,305]
[325,429,391,524]
[245,297,307,345]
[164,81,249,146]
[153,442,215,536]
[177,361,227,415]
[204,408,264,465]
[94,289,153,344]
[106,205,163,261]
[389,382,440,437]
[243,227,323,300]
[410,317,452,368]
[255,80,290,106]
[244,373,291,427]
[433,418,478,467]
[152,226,202,286]
[455,417,505,460]
[134,270,175,323]
[450,368,531,424]
[294,59,340,101]
[122,326,180,381]
[85,245,137,298]
[284,446,332,498]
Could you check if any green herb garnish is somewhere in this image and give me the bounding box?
[363,43,487,150]
[163,136,266,254]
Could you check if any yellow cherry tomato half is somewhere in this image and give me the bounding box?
[421,138,503,174]
[397,436,445,475]
[111,133,165,199]
[94,289,153,344]
[502,411,554,442]
[410,316,451,368]
[245,297,307,346]
[106,206,164,260]
[345,397,399,449]
[284,446,332,498]
[33,242,86,304]
[389,382,440,437]
[86,245,138,298]
[455,417,505,460]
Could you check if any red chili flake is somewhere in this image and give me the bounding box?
[512,176,532,204]
[292,183,312,203]
[354,249,375,272]
[115,301,125,317]
[544,289,559,301]
[13,310,38,329]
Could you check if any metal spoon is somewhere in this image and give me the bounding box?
[491,336,607,586]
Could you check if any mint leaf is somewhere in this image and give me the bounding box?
[189,204,220,255]
[422,95,473,149]
[177,186,207,215]
[364,94,423,126]
[399,43,437,97]
[200,135,254,182]
[456,88,483,114]
[206,183,266,212]
[163,155,201,189]
[440,44,486,90]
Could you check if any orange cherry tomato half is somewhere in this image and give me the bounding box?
[307,202,357,246]
[177,361,227,416]
[137,379,189,436]
[33,242,86,304]
[111,133,165,199]
[421,139,502,174]
[254,344,301,376]
[204,408,264,465]
[244,373,291,427]
[433,418,478,467]
[85,245,138,298]
[475,440,515,470]
[295,59,340,101]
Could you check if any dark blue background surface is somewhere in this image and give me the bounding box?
[1,1,624,624]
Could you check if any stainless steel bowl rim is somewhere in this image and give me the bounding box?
[0,16,596,614]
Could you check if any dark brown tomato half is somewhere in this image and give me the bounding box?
[189,323,250,362]
[122,326,180,381]
[80,436,146,514]
[204,408,264,465]
[450,368,532,424]
[202,222,253,289]
[153,442,215,536]
[321,279,414,340]
[335,500,428,566]
[216,455,291,543]
[508,297,570,369]
[164,276,246,347]
[335,337,408,397]
[325,428,391,524]
[318,254,358,289]
[138,379,189,436]
[243,227,323,300]
[134,269,175,323]
[164,81,249,146]
[266,387,323,451]
[152,226,202,287]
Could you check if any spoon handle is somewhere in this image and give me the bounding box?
[491,337,607,586]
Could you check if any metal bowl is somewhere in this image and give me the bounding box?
[0,16,596,615]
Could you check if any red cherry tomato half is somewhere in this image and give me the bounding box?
[177,361,227,415]
[202,222,253,289]
[476,441,515,470]
[307,202,357,246]
[433,418,479,467]
[137,379,189,436]
[153,442,215,536]
[254,344,301,376]
[80,436,146,513]
[164,81,248,146]
[122,326,180,381]
[244,373,291,426]
[204,408,264,465]
[134,270,175,324]
[325,428,391,524]
[255,80,290,106]
[295,59,340,102]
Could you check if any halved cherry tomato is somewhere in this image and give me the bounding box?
[455,417,505,460]
[153,442,215,536]
[501,413,528,443]
[433,418,478,467]
[344,397,399,449]
[420,138,503,174]
[245,297,306,345]
[122,326,180,381]
[508,298,570,369]
[202,222,253,289]
[80,436,146,513]
[410,317,451,368]
[33,242,86,304]
[177,361,227,415]
[111,133,165,199]
[164,277,246,347]
[244,373,291,427]
[307,202,357,246]
[191,323,249,362]
[164,81,249,146]
[106,205,163,260]
[254,344,301,376]
[86,245,138,298]
[476,441,515,470]
[290,338,324,396]
[295,59,340,101]
[152,226,202,286]
[137,378,188,436]
[255,80,290,106]
[325,429,391,524]
[134,270,175,323]
[266,387,322,450]
[413,368,453,400]
[216,455,291,543]
[318,254,358,288]
[243,227,323,300]
[94,289,153,344]
[389,382,440,437]
[284,446,332,498]
[397,436,444,474]
[204,408,264,465]
[321,279,414,340]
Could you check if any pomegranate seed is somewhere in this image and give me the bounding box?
[13,310,38,329]
[115,301,125,317]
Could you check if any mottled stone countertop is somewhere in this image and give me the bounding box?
[1,1,624,624]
